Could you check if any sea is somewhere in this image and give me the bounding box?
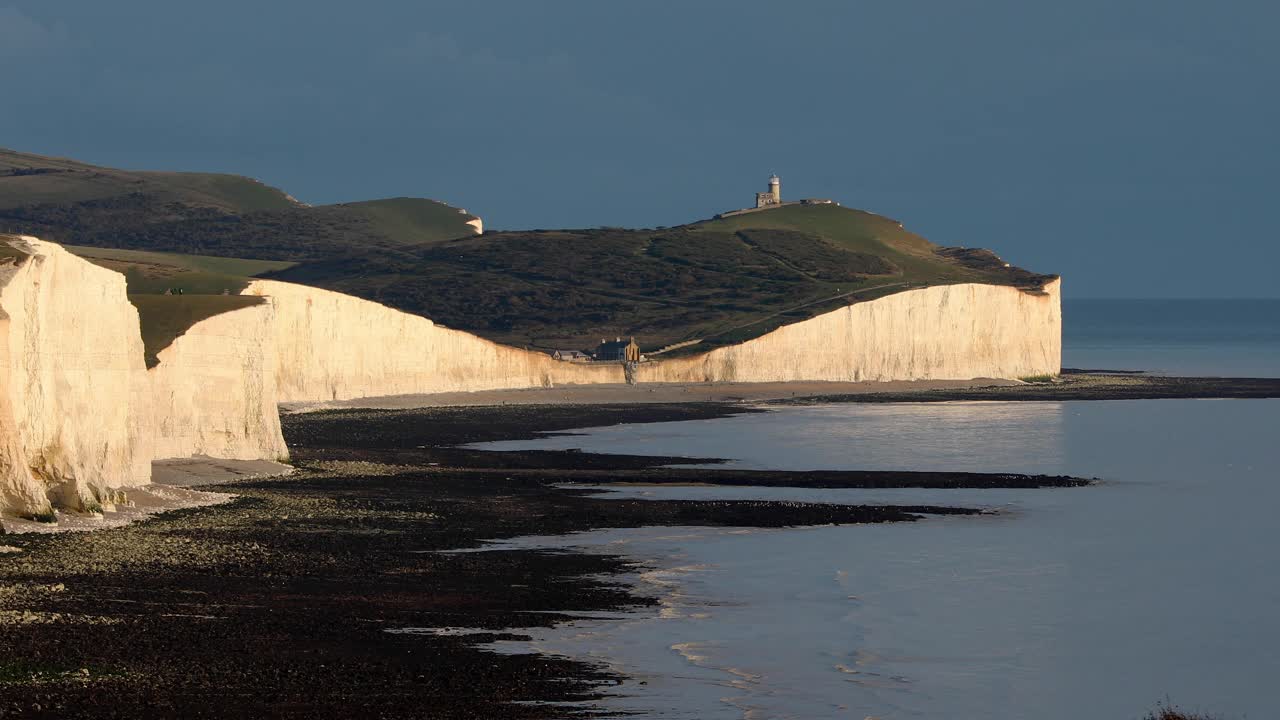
[468,299,1280,720]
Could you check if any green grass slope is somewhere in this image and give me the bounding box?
[268,204,1055,353]
[338,198,482,245]
[64,245,295,295]
[63,245,292,363]
[0,148,297,212]
[129,171,300,212]
[0,148,480,260]
[129,295,267,367]
[0,235,269,368]
[1,148,481,363]
[3,149,1056,360]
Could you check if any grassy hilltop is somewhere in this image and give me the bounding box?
[268,203,1053,352]
[0,148,1055,357]
[0,148,482,363]
[0,148,481,259]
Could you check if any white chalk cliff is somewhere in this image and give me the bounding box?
[145,301,288,462]
[636,280,1061,384]
[0,238,151,517]
[0,234,1060,520]
[241,280,622,402]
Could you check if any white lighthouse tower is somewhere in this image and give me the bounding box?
[755,174,782,208]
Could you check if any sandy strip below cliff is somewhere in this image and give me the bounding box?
[0,458,292,535]
[279,379,1019,412]
[151,457,293,487]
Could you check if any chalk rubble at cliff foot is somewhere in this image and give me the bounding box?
[0,236,151,519]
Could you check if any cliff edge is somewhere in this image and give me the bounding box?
[638,280,1061,383]
[0,234,1060,522]
[0,236,150,517]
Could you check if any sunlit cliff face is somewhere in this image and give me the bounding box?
[0,235,1059,519]
[637,280,1061,384]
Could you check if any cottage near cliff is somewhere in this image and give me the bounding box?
[595,337,641,363]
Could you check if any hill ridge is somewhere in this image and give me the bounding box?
[0,148,1053,354]
[0,148,481,258]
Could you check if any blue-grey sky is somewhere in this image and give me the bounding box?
[3,1,1277,297]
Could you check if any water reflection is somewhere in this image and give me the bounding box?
[478,401,1066,474]
[471,400,1280,720]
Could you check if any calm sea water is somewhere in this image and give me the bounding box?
[1064,298,1280,376]
[465,300,1280,719]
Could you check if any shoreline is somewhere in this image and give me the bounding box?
[280,378,1022,412]
[0,401,1092,718]
[0,458,293,535]
[281,372,1280,413]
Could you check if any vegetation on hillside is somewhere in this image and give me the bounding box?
[268,204,1054,352]
[1,149,483,362]
[60,246,291,357]
[0,234,270,367]
[0,149,480,260]
[0,149,298,212]
[129,295,267,367]
[64,245,294,295]
[3,149,1056,357]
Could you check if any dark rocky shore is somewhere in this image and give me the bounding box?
[0,403,1089,718]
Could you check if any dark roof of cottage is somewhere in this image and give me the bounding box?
[596,338,636,351]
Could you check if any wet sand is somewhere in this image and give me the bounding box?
[150,457,294,487]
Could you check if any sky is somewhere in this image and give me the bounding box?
[2,0,1277,298]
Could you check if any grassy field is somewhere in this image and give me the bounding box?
[64,244,294,295]
[128,171,299,212]
[3,148,1056,359]
[701,204,994,286]
[339,197,482,245]
[0,149,298,212]
[270,204,1054,352]
[2,233,269,367]
[65,246,288,360]
[65,244,293,277]
[0,149,480,260]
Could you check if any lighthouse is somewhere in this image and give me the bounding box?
[755,174,782,208]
